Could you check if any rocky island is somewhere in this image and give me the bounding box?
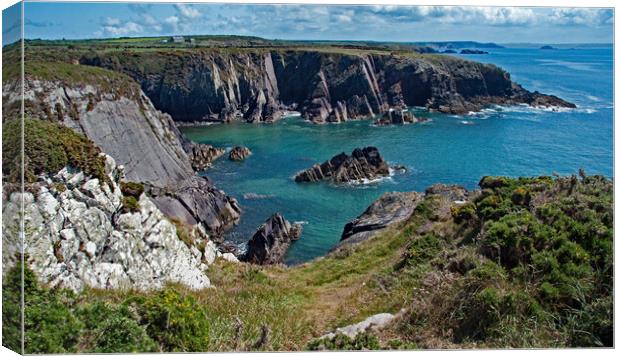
[294,147,390,184]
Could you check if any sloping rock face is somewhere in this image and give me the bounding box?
[81,50,575,124]
[339,192,423,247]
[241,213,302,265]
[1,155,218,292]
[3,74,240,236]
[295,147,390,183]
[338,184,471,249]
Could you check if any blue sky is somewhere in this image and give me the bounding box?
[2,2,614,45]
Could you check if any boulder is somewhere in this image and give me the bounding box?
[295,147,390,184]
[241,213,302,265]
[229,146,252,161]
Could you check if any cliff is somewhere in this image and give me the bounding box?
[80,48,575,124]
[2,61,240,237]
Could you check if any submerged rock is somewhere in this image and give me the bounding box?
[295,147,390,184]
[241,213,302,265]
[229,146,252,161]
[339,192,423,247]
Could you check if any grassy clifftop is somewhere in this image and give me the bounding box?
[3,173,612,352]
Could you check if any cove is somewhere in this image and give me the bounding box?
[180,47,613,264]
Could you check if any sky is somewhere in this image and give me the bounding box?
[2,2,615,46]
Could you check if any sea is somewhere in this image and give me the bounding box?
[180,47,614,264]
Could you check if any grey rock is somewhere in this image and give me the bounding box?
[5,77,241,238]
[339,192,423,247]
[241,213,302,265]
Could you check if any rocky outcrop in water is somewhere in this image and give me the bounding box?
[1,154,221,292]
[80,49,576,124]
[3,72,241,237]
[241,213,302,265]
[187,143,225,171]
[229,146,252,161]
[374,109,418,125]
[295,147,390,184]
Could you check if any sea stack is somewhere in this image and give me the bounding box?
[294,147,390,184]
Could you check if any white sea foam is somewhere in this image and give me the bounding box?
[294,221,309,225]
[243,193,275,200]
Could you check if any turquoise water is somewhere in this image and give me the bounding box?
[181,47,613,264]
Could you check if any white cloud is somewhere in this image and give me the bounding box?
[101,21,143,36]
[174,4,202,19]
[548,8,613,26]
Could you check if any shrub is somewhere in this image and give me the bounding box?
[451,202,476,223]
[130,288,211,352]
[404,233,442,266]
[2,259,82,354]
[121,196,140,213]
[120,181,144,198]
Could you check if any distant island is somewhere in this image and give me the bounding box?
[540,45,556,50]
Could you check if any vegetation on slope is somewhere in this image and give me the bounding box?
[2,173,612,352]
[2,118,108,184]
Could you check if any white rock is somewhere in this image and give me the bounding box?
[220,252,239,263]
[321,313,395,340]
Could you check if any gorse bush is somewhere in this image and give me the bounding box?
[2,258,82,354]
[129,288,212,352]
[452,174,613,346]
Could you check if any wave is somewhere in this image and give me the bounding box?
[243,192,275,200]
[294,220,309,225]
